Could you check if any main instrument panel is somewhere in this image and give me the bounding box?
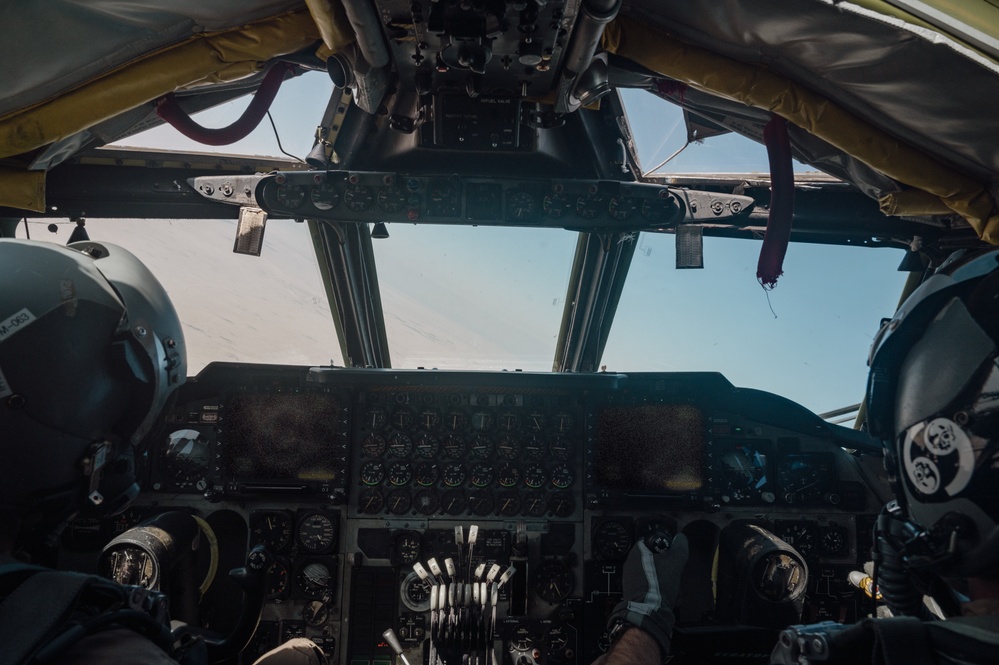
[60,364,889,664]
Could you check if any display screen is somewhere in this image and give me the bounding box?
[223,392,341,482]
[594,404,704,492]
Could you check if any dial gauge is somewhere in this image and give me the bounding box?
[441,434,466,459]
[546,625,569,652]
[302,600,329,627]
[413,489,438,515]
[393,532,422,565]
[523,436,546,460]
[777,521,818,559]
[525,412,546,433]
[524,465,547,488]
[359,461,385,486]
[441,489,467,516]
[593,519,633,560]
[162,428,212,486]
[275,185,307,210]
[387,462,413,486]
[297,513,336,553]
[444,410,468,432]
[468,434,492,459]
[575,193,606,219]
[418,409,441,431]
[524,490,547,517]
[361,433,387,458]
[386,489,412,515]
[363,407,387,431]
[641,193,680,224]
[357,488,384,514]
[251,510,294,551]
[820,525,850,557]
[552,413,574,433]
[535,560,574,604]
[607,196,638,221]
[497,412,520,432]
[401,570,433,612]
[310,182,340,211]
[442,462,465,487]
[470,411,494,431]
[296,560,334,599]
[507,190,537,220]
[497,491,521,517]
[497,462,520,488]
[392,407,415,431]
[550,464,574,489]
[266,558,290,599]
[470,464,494,488]
[414,461,439,486]
[387,432,413,458]
[549,436,571,461]
[468,490,495,516]
[377,187,409,213]
[414,433,439,458]
[543,192,570,219]
[496,436,519,460]
[549,491,574,518]
[343,184,374,212]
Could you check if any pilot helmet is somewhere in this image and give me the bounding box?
[867,247,999,578]
[0,239,186,524]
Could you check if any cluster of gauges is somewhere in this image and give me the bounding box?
[590,516,679,561]
[249,510,339,614]
[716,441,841,507]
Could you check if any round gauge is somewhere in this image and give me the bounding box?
[550,464,574,489]
[401,571,433,612]
[637,517,677,553]
[546,625,569,653]
[251,510,294,551]
[468,434,492,459]
[497,491,521,517]
[386,489,412,515]
[363,407,387,431]
[548,491,574,518]
[524,464,547,488]
[414,461,439,486]
[497,412,520,432]
[549,436,571,461]
[343,184,374,212]
[593,519,633,560]
[778,522,818,559]
[392,531,422,565]
[310,182,340,211]
[575,193,606,219]
[719,443,770,503]
[441,434,466,459]
[387,461,413,486]
[524,490,547,517]
[429,181,455,208]
[418,409,440,431]
[820,525,849,557]
[361,433,387,458]
[608,196,638,221]
[392,407,415,430]
[387,432,412,458]
[551,413,574,434]
[444,410,468,432]
[497,462,520,488]
[507,190,537,220]
[413,489,439,515]
[414,433,439,459]
[496,436,520,460]
[535,560,574,604]
[442,462,466,487]
[524,435,546,460]
[296,560,334,599]
[275,185,307,210]
[641,193,680,224]
[297,513,336,553]
[441,489,467,516]
[162,429,212,486]
[266,558,290,599]
[543,192,571,219]
[525,412,546,433]
[377,187,408,213]
[511,627,534,651]
[357,488,384,514]
[470,464,495,488]
[470,411,494,432]
[359,461,385,486]
[468,490,495,516]
[303,600,329,627]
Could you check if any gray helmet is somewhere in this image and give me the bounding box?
[867,248,999,578]
[0,239,185,516]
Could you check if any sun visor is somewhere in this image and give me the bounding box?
[0,9,325,161]
[602,17,999,243]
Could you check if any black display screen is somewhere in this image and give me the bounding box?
[594,404,704,492]
[223,392,341,482]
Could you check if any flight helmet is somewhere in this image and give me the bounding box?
[0,240,185,521]
[867,247,999,578]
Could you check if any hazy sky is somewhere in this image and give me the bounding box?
[84,72,910,416]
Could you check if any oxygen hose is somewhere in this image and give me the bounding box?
[873,504,934,620]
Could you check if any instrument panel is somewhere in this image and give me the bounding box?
[62,364,888,664]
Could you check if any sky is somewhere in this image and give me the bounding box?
[19,71,909,416]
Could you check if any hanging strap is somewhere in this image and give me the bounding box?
[757,114,795,290]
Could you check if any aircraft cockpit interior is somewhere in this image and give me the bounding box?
[3,1,999,664]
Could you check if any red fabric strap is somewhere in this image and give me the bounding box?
[757,115,795,289]
[155,63,292,146]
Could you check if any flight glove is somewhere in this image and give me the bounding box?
[607,533,689,659]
